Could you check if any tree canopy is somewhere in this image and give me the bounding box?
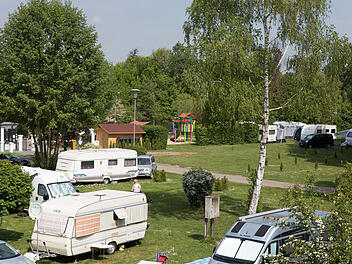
[0,0,114,168]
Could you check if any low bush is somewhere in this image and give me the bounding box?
[153,169,167,182]
[124,145,147,155]
[214,177,229,191]
[182,169,214,208]
[0,161,32,215]
[77,143,102,149]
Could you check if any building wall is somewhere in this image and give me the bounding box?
[96,128,144,148]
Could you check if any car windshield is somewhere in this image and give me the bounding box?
[304,134,315,140]
[47,182,76,198]
[215,237,264,263]
[4,154,15,159]
[138,158,151,165]
[0,242,20,259]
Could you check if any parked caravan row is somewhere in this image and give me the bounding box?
[259,122,306,143]
[294,124,337,141]
[56,148,139,184]
[22,167,76,204]
[28,190,148,257]
[209,208,329,264]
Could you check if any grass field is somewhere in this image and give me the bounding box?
[0,173,294,264]
[155,140,352,187]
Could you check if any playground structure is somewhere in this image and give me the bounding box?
[171,113,196,143]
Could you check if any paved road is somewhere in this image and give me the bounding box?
[157,163,334,193]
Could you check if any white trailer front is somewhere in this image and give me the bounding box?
[21,167,76,204]
[56,148,139,183]
[29,190,148,256]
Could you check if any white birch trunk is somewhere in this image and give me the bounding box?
[248,11,270,215]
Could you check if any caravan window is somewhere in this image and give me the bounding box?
[326,129,330,133]
[38,184,48,197]
[264,241,278,255]
[269,130,276,135]
[108,159,118,166]
[331,129,336,133]
[317,129,322,134]
[81,161,94,169]
[124,158,136,167]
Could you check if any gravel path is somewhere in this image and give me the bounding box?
[157,163,334,193]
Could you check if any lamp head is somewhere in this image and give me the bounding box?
[132,89,139,99]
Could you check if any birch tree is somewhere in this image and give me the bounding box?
[185,0,346,214]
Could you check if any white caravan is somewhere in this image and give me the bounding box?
[21,167,76,204]
[28,190,148,257]
[56,148,139,183]
[339,128,352,146]
[258,125,285,143]
[273,121,306,139]
[300,124,337,141]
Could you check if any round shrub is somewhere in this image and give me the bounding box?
[182,169,215,208]
[0,161,32,215]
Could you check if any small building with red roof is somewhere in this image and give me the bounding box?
[96,124,146,148]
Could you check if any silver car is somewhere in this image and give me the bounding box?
[137,154,157,178]
[0,240,34,264]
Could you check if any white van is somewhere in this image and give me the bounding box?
[209,208,328,264]
[28,190,148,257]
[21,167,76,204]
[56,148,139,184]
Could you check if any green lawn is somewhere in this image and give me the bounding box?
[1,173,292,264]
[155,141,352,187]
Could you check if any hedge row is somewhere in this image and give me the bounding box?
[141,125,168,150]
[196,123,258,145]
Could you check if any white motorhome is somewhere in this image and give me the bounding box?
[28,190,148,257]
[21,167,76,204]
[56,148,139,184]
[209,208,328,264]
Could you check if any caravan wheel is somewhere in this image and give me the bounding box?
[105,242,117,255]
[103,178,110,184]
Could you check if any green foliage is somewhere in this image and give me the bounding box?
[278,152,281,159]
[77,143,102,150]
[294,156,297,165]
[0,161,32,215]
[141,125,168,150]
[153,169,167,182]
[315,162,319,170]
[196,123,258,145]
[269,166,352,263]
[214,177,229,191]
[124,145,147,155]
[0,0,114,169]
[280,162,283,172]
[182,169,214,208]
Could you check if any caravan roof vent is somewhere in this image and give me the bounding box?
[254,224,271,237]
[231,222,245,233]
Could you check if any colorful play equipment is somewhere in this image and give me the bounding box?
[171,113,196,142]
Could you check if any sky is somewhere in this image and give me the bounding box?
[0,0,351,65]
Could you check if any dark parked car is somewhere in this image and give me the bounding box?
[299,133,334,148]
[0,153,31,166]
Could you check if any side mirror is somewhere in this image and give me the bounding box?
[213,246,216,253]
[43,194,49,201]
[76,189,80,193]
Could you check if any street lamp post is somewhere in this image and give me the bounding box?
[132,89,139,146]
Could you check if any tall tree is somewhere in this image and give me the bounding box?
[0,0,114,169]
[185,0,346,214]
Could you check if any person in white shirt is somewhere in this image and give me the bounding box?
[131,179,142,193]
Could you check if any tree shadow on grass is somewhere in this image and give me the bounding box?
[0,229,23,242]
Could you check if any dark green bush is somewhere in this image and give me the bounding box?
[153,169,167,182]
[124,145,147,155]
[195,123,258,145]
[0,161,32,215]
[141,125,168,150]
[182,169,214,208]
[246,169,262,212]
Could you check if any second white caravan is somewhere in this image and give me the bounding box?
[56,148,139,183]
